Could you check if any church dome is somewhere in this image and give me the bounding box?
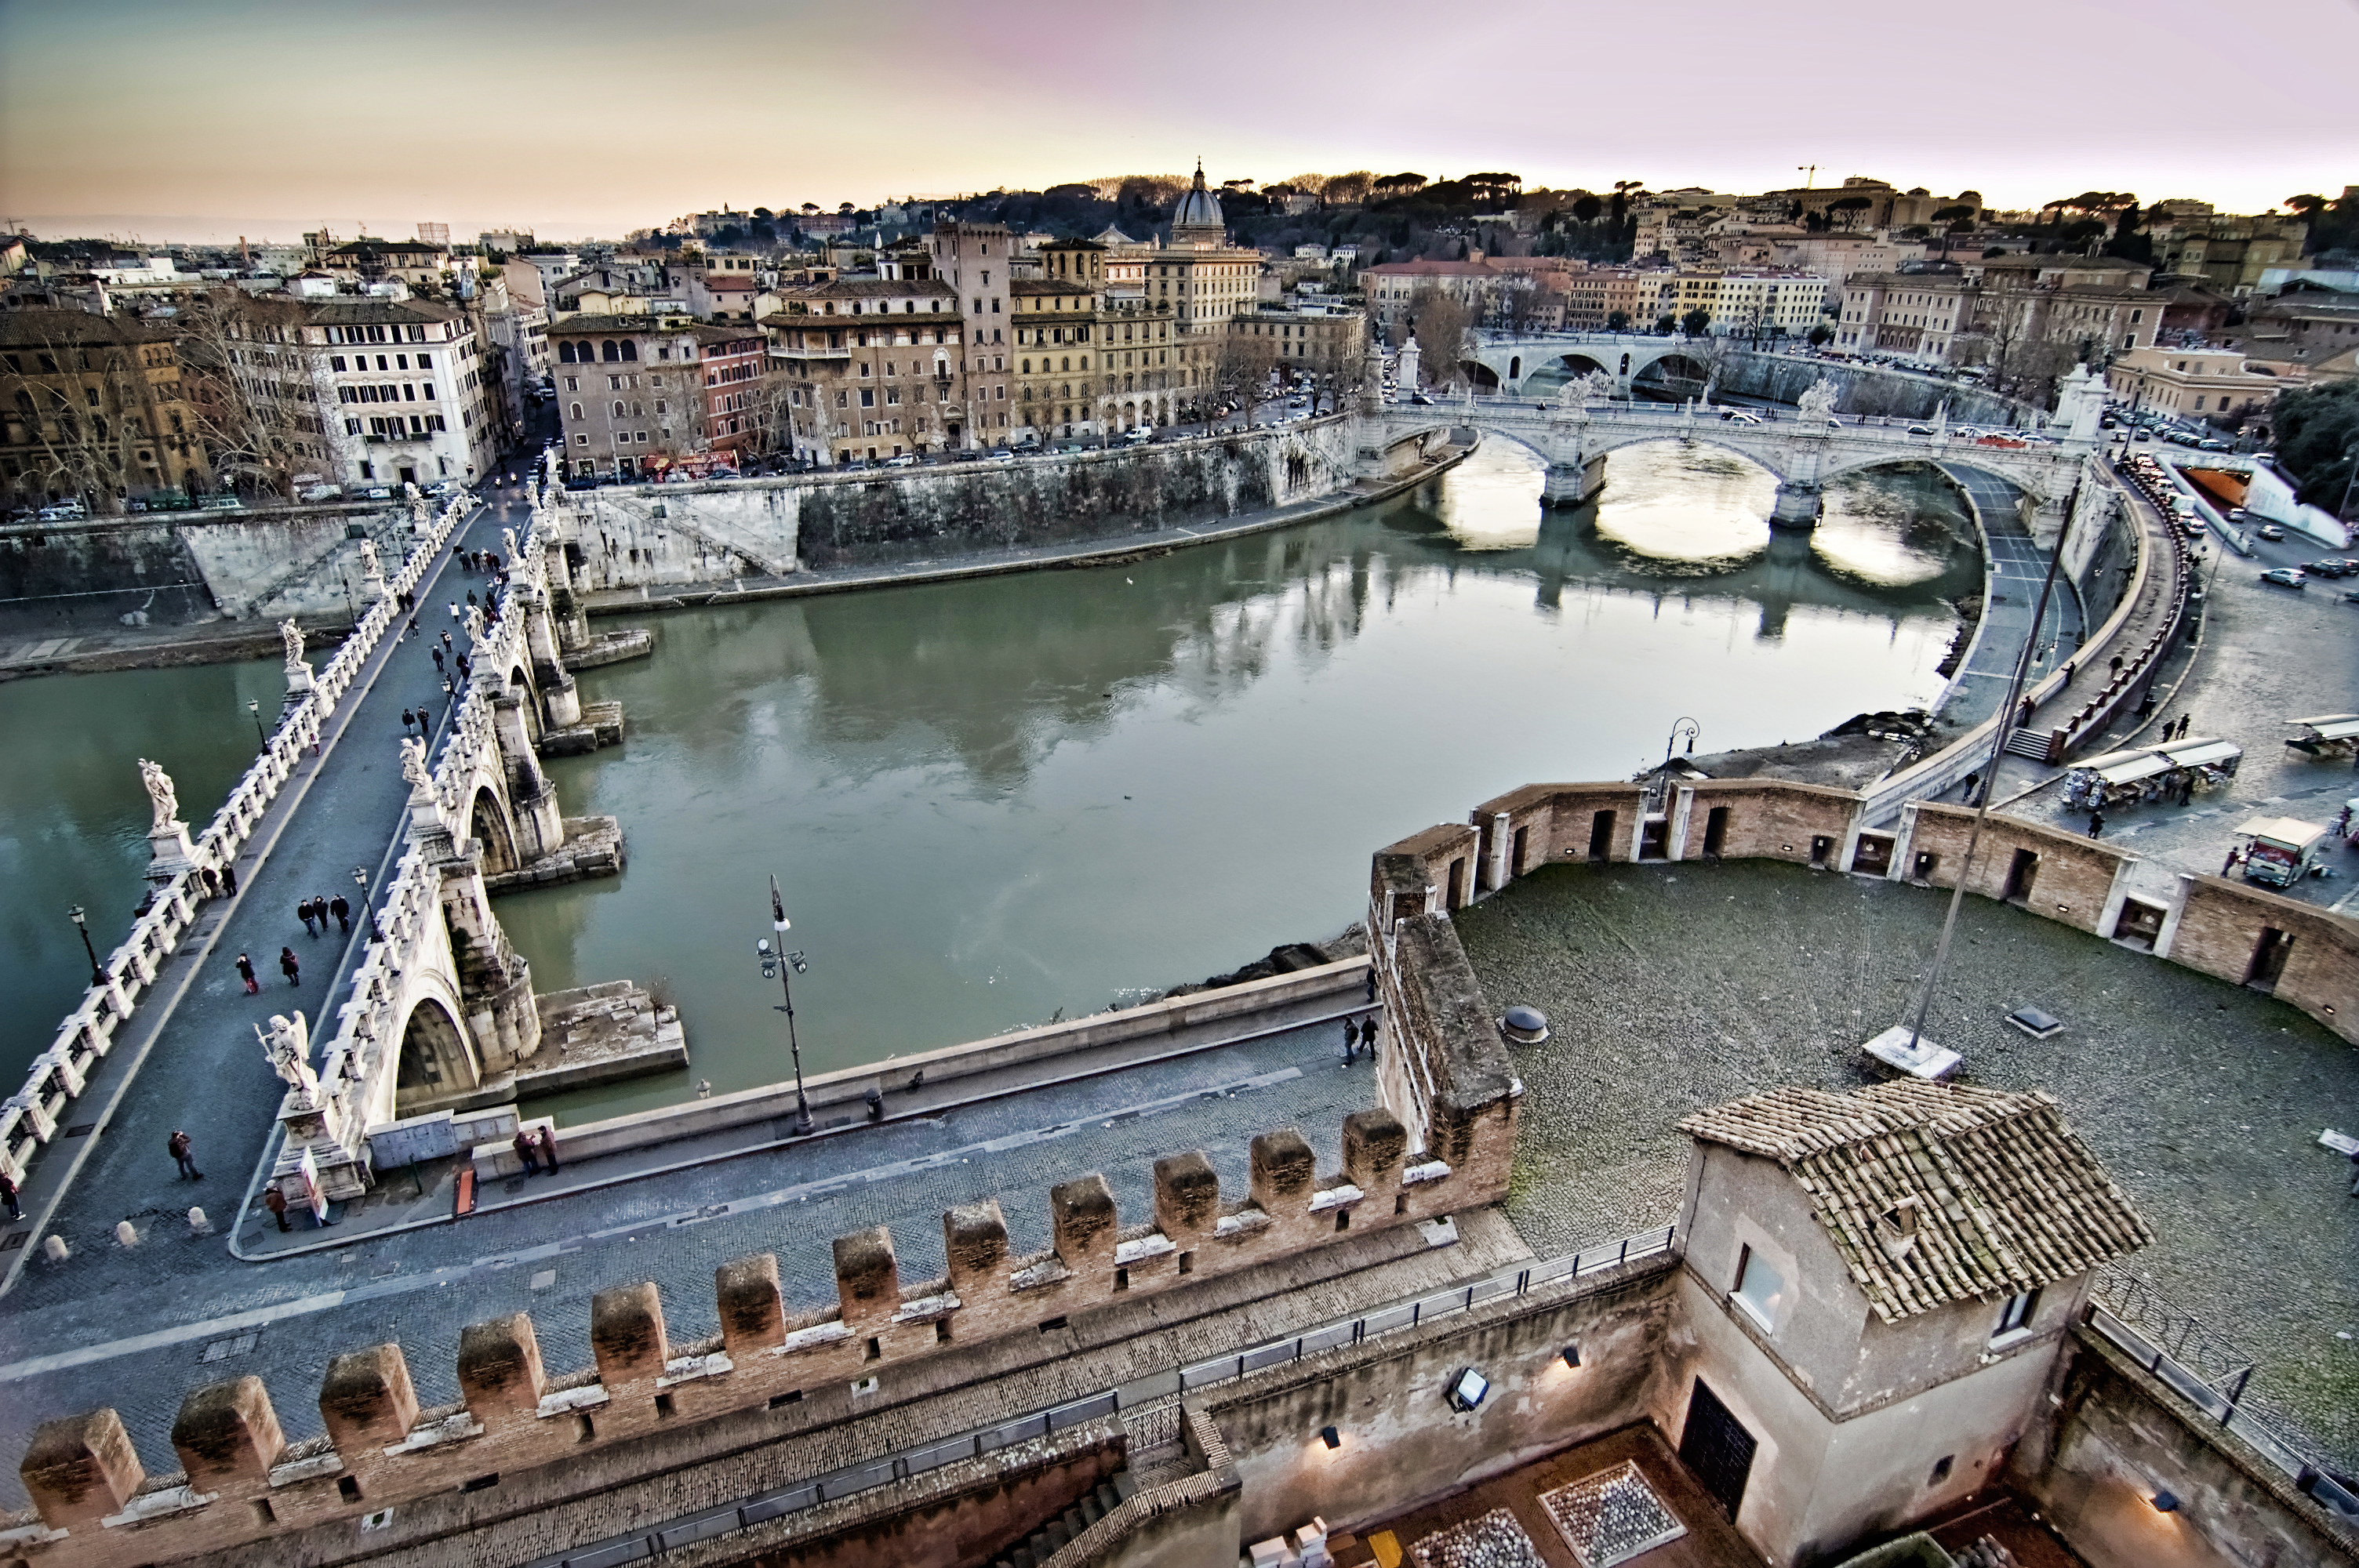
[1172,163,1224,234]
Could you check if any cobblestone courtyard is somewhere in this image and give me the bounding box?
[1456,858,2359,1468]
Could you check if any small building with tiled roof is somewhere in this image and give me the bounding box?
[1666,1081,2150,1563]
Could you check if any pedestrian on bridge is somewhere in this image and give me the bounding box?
[296,899,318,937]
[0,1171,20,1221]
[536,1123,559,1174]
[431,647,445,675]
[1342,1020,1359,1063]
[405,615,419,641]
[280,946,301,987]
[169,1130,201,1181]
[2087,811,2106,840]
[401,708,416,735]
[512,1129,542,1174]
[329,895,351,935]
[264,1184,289,1232]
[235,953,259,994]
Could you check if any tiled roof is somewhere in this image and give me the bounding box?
[1679,1083,2151,1322]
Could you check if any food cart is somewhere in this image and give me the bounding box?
[2284,714,2359,758]
[2234,816,2332,888]
[2062,736,2242,811]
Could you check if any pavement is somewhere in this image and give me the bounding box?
[0,1013,1387,1508]
[1932,463,2081,731]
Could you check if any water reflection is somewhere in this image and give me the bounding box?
[498,440,1972,1120]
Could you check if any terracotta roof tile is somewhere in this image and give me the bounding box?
[1679,1083,2151,1322]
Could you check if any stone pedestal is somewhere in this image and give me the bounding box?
[1770,481,1823,531]
[146,822,201,887]
[1541,454,1607,509]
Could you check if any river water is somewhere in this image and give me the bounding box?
[0,441,1979,1115]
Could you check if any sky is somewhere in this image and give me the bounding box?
[3,0,2355,245]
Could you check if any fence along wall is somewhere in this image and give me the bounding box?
[10,1102,1507,1563]
[1373,777,2358,1047]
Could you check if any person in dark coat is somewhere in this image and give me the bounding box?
[235,952,259,994]
[296,899,318,936]
[0,1170,21,1221]
[536,1123,558,1174]
[2087,811,2106,839]
[401,708,416,735]
[512,1129,542,1174]
[264,1185,290,1232]
[222,862,238,895]
[1361,1017,1378,1052]
[280,946,301,986]
[329,895,351,935]
[1342,1020,1359,1062]
[169,1129,202,1181]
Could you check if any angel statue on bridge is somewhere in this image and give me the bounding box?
[501,525,521,564]
[260,1011,319,1100]
[400,736,431,792]
[1797,377,1841,426]
[138,757,179,835]
[279,618,307,672]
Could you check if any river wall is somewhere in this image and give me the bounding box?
[0,503,411,638]
[1717,351,2032,427]
[562,418,1362,590]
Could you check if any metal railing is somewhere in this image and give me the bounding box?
[2087,1265,2357,1520]
[0,495,476,1193]
[519,1223,1680,1568]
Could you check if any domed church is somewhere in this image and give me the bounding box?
[1171,161,1227,249]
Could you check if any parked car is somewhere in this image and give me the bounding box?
[2199,438,2233,452]
[2255,523,2286,541]
[1906,423,1937,437]
[1122,426,1152,445]
[2302,558,2359,578]
[1721,411,1763,426]
[882,453,916,468]
[987,448,1015,463]
[2131,429,2151,441]
[2259,568,2306,589]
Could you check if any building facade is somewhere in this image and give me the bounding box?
[930,220,1014,446]
[0,310,213,511]
[551,314,744,479]
[309,298,497,489]
[763,278,967,465]
[2104,346,2283,425]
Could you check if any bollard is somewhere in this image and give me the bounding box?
[114,1221,138,1247]
[187,1207,211,1235]
[43,1235,68,1262]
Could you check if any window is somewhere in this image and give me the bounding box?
[1994,1289,2040,1343]
[1732,1245,1786,1331]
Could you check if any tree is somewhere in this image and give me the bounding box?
[1654,314,1675,335]
[1571,194,1603,225]
[1606,309,1630,332]
[179,289,334,502]
[1680,307,1711,337]
[2270,379,2359,513]
[1826,195,1874,229]
[0,316,191,514]
[1324,171,1374,205]
[1212,328,1281,406]
[1406,286,1472,387]
[1807,322,1833,347]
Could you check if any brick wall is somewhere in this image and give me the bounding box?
[1681,779,1860,865]
[2164,875,2359,1044]
[1902,805,2132,934]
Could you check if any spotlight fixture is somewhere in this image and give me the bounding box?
[1561,1344,1581,1369]
[2151,1490,2179,1513]
[1445,1368,1489,1412]
[1319,1425,1341,1451]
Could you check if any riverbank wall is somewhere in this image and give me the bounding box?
[1714,350,2032,426]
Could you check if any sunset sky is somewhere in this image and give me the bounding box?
[3,0,2354,245]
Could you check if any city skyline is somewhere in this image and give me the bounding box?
[4,0,2355,245]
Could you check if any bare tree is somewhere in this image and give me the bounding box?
[0,318,181,514]
[180,289,335,501]
[1408,286,1473,389]
[1213,327,1281,406]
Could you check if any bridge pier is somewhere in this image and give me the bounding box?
[1770,480,1824,531]
[1541,455,1608,508]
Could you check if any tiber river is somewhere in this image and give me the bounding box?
[0,441,1980,1119]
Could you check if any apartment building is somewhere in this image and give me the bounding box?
[1561,268,1671,331]
[0,309,213,511]
[1232,304,1368,380]
[2104,346,2282,424]
[310,298,496,488]
[1666,269,1830,337]
[551,314,744,480]
[929,220,1014,445]
[765,277,967,464]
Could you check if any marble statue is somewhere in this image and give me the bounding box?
[501,526,520,564]
[261,1011,319,1098]
[401,736,431,789]
[1797,377,1839,425]
[358,537,382,580]
[279,618,306,671]
[464,604,485,641]
[1580,368,1616,404]
[139,757,179,833]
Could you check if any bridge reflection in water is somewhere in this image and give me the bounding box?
[489,440,1976,1120]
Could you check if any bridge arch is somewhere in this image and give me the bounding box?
[1630,353,1711,399]
[470,783,520,876]
[394,993,474,1108]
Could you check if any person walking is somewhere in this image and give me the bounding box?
[536,1123,559,1174]
[440,630,453,652]
[169,1129,202,1181]
[1361,1016,1379,1059]
[235,952,259,994]
[221,863,238,896]
[405,615,420,641]
[449,601,462,623]
[296,898,318,937]
[512,1128,542,1174]
[1342,1019,1359,1063]
[2087,810,2105,839]
[431,647,445,674]
[280,946,301,986]
[264,1184,290,1232]
[1,1170,23,1221]
[2222,846,2242,876]
[329,894,351,935]
[311,895,331,935]
[401,708,416,735]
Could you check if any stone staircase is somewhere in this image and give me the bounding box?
[987,1469,1140,1568]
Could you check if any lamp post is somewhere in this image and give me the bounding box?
[352,866,383,942]
[757,873,812,1134]
[248,699,266,746]
[67,905,103,986]
[1663,717,1700,764]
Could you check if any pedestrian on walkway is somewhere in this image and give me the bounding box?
[512,1128,542,1174]
[465,590,478,609]
[431,647,445,673]
[1,1171,23,1221]
[265,1184,290,1232]
[449,601,461,622]
[536,1123,559,1174]
[456,653,471,678]
[313,895,333,935]
[406,615,420,640]
[1361,1017,1379,1060]
[329,895,351,935]
[1342,1019,1359,1063]
[440,630,454,652]
[169,1130,202,1181]
[202,867,220,899]
[2087,810,2105,838]
[2178,776,2195,808]
[1961,771,1979,803]
[280,946,301,986]
[222,863,238,896]
[2222,846,2242,876]
[235,952,259,994]
[297,898,318,936]
[401,708,416,735]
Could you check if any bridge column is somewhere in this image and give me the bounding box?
[437,858,543,1076]
[1770,481,1824,531]
[1542,455,1607,507]
[524,595,583,728]
[491,692,565,860]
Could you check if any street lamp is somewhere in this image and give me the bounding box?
[1663,717,1700,764]
[352,866,383,942]
[758,873,812,1134]
[67,905,104,985]
[248,699,266,746]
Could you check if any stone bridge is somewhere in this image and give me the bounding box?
[1460,332,1722,398]
[275,456,653,1206]
[1358,352,2110,533]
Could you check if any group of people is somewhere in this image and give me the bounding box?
[233,948,303,991]
[511,1123,561,1175]
[296,894,351,937]
[1340,1014,1379,1063]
